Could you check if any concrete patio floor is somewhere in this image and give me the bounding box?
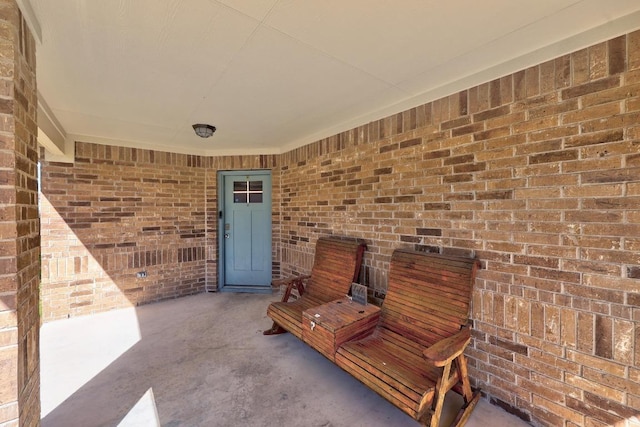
[40,292,531,427]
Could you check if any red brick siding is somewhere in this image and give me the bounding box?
[0,1,40,425]
[277,31,640,427]
[40,144,208,320]
[40,149,280,320]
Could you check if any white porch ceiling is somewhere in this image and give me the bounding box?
[26,0,640,157]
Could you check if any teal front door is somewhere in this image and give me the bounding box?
[219,171,272,292]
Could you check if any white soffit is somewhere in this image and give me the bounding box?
[26,0,640,157]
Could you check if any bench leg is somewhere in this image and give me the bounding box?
[263,277,304,336]
[456,354,473,402]
[428,362,452,427]
[451,389,481,427]
[263,322,287,335]
[450,353,481,427]
[418,354,480,427]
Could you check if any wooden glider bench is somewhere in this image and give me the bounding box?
[334,249,481,427]
[264,236,366,338]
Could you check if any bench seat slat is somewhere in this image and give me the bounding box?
[379,312,460,347]
[335,249,480,425]
[381,302,467,329]
[336,329,441,419]
[265,236,366,337]
[335,354,419,417]
[388,275,471,302]
[267,295,325,339]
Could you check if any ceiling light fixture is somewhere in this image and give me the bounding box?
[192,123,216,138]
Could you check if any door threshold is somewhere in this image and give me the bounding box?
[220,285,273,294]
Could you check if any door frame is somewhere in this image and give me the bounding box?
[217,169,273,292]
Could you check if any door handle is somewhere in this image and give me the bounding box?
[224,233,230,239]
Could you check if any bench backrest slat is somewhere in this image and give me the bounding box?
[305,237,366,303]
[380,249,479,347]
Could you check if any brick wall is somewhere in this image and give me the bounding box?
[0,1,40,425]
[277,31,640,426]
[40,147,279,321]
[40,143,208,320]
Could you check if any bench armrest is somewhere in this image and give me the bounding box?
[275,275,311,302]
[422,327,471,367]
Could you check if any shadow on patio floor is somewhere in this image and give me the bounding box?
[40,292,530,427]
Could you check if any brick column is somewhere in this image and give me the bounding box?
[0,1,40,426]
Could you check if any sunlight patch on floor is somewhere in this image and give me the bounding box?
[117,388,160,427]
[40,307,141,418]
